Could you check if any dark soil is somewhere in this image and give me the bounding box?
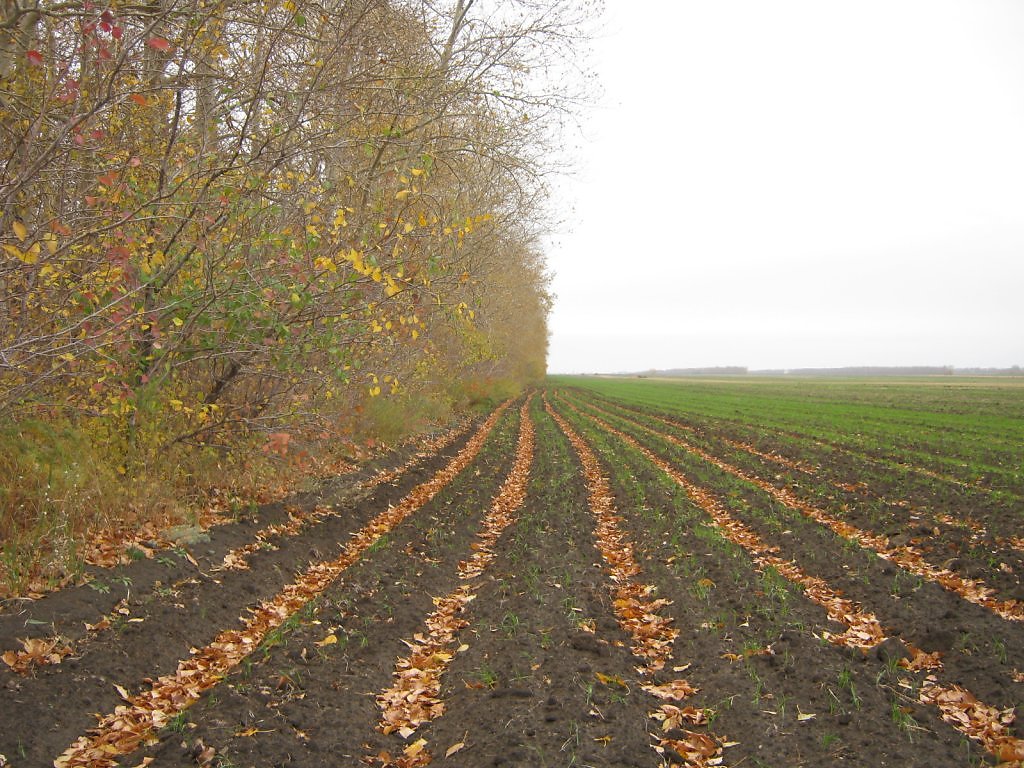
[1,391,1020,768]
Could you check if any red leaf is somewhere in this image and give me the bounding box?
[26,50,44,66]
[146,36,172,52]
[111,25,123,40]
[130,93,147,106]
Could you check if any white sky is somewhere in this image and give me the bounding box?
[546,0,1024,373]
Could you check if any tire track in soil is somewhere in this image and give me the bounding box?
[48,401,512,768]
[579,391,1024,565]
[548,400,735,767]
[407,399,660,768]
[134,401,527,768]
[0,421,469,666]
[568,395,1024,624]
[562,400,1024,764]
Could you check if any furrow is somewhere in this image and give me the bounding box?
[576,388,1022,502]
[0,424,470,677]
[571,395,1024,623]
[560,399,1024,763]
[215,422,470,573]
[572,391,1001,544]
[52,401,511,768]
[371,398,535,767]
[547,398,734,768]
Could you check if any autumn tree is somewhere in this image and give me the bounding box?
[0,0,594,586]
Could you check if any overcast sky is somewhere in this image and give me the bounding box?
[546,0,1024,373]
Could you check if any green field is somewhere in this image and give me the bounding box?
[5,382,1023,766]
[552,375,1024,499]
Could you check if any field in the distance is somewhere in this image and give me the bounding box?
[0,377,1022,767]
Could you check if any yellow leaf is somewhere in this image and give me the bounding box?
[395,189,412,201]
[172,317,184,327]
[315,633,337,647]
[411,168,424,177]
[314,256,337,273]
[12,220,27,241]
[404,739,427,757]
[3,243,28,263]
[595,672,628,689]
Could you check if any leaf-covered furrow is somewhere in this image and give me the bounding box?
[568,391,1024,586]
[561,397,1024,764]
[372,398,535,766]
[51,401,511,767]
[0,422,472,677]
[548,399,734,767]
[567,382,1024,500]
[125,402,528,767]
[568,395,1024,624]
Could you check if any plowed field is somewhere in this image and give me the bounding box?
[2,380,1022,767]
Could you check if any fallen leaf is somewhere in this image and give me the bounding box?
[404,738,427,757]
[595,672,628,689]
[444,741,465,758]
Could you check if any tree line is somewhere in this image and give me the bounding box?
[0,0,591,587]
